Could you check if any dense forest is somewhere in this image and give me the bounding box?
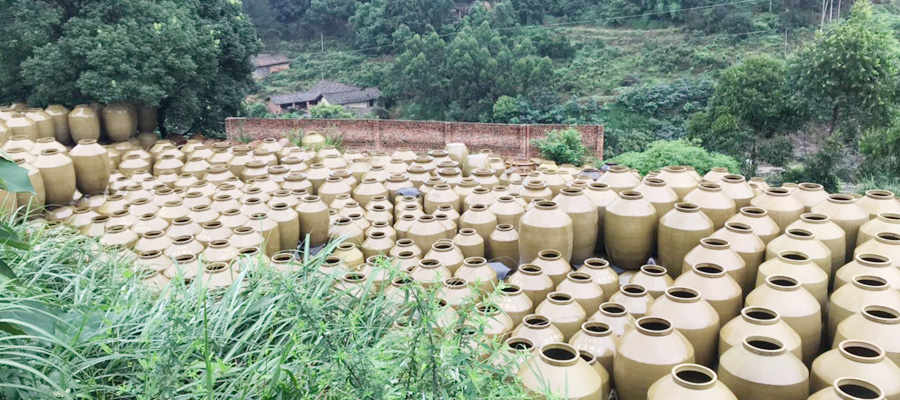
[242,0,900,192]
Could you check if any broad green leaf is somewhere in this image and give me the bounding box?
[0,258,17,282]
[0,156,33,194]
[0,224,27,250]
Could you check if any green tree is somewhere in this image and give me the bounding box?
[492,96,520,123]
[0,0,261,137]
[612,139,740,175]
[308,104,356,119]
[531,127,590,165]
[688,55,803,175]
[351,0,454,51]
[794,0,900,136]
[859,117,900,176]
[268,0,311,23]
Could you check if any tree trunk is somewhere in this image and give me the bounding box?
[827,105,840,135]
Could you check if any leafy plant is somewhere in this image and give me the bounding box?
[781,139,843,192]
[531,127,590,165]
[611,138,740,175]
[308,104,356,119]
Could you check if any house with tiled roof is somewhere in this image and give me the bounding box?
[266,80,381,115]
[251,53,290,79]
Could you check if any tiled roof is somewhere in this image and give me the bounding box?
[269,80,379,106]
[252,54,290,68]
[322,88,381,105]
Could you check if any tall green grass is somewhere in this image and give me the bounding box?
[0,218,533,399]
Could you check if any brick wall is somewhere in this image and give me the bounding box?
[225,118,604,160]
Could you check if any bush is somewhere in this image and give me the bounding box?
[531,127,590,165]
[611,139,740,175]
[308,104,357,119]
[781,140,843,192]
[0,221,531,398]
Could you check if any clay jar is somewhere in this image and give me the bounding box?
[793,182,830,212]
[647,287,720,367]
[716,336,809,400]
[827,275,900,341]
[459,203,497,241]
[598,165,639,193]
[835,253,900,292]
[472,303,514,339]
[757,251,828,308]
[518,201,574,265]
[589,302,636,337]
[426,241,465,275]
[487,224,518,269]
[44,104,71,145]
[496,284,534,327]
[268,203,299,252]
[719,306,803,362]
[647,363,738,400]
[711,222,765,292]
[68,105,100,142]
[489,196,525,227]
[614,316,695,400]
[535,292,587,340]
[656,166,698,200]
[604,190,658,270]
[809,378,887,400]
[745,275,822,365]
[787,213,846,278]
[834,305,900,366]
[857,190,900,219]
[34,149,76,205]
[452,228,485,259]
[727,207,780,245]
[568,321,618,375]
[855,232,900,269]
[520,179,552,204]
[424,183,460,214]
[750,187,804,233]
[552,188,599,264]
[517,343,608,400]
[609,284,654,318]
[766,228,833,278]
[296,195,329,247]
[511,314,565,349]
[102,103,136,141]
[407,215,449,255]
[584,182,618,252]
[812,194,870,260]
[633,177,678,221]
[811,340,900,399]
[556,271,605,314]
[683,183,736,230]
[409,259,451,288]
[859,213,900,245]
[580,258,619,298]
[718,174,756,209]
[658,202,715,278]
[630,265,674,298]
[674,263,742,323]
[683,238,748,293]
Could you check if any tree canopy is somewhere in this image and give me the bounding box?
[0,0,261,136]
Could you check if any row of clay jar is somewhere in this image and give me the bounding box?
[0,102,158,145]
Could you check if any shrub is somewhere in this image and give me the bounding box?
[781,140,843,192]
[0,221,531,398]
[308,104,356,119]
[531,127,590,165]
[611,139,740,175]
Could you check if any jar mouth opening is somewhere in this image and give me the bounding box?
[862,305,900,323]
[534,201,557,210]
[779,251,810,262]
[839,340,885,362]
[496,224,514,231]
[866,190,895,199]
[833,378,884,400]
[767,275,800,290]
[799,182,823,190]
[538,250,561,260]
[672,364,718,390]
[853,275,888,289]
[765,188,791,196]
[665,287,700,301]
[464,257,487,266]
[876,232,900,242]
[621,284,647,296]
[600,302,626,316]
[800,213,829,223]
[619,190,643,200]
[208,239,231,248]
[139,250,162,259]
[505,337,534,352]
[700,238,729,249]
[582,321,611,336]
[786,228,813,239]
[636,317,673,336]
[539,343,579,366]
[418,259,442,269]
[523,314,551,327]
[743,336,785,355]
[519,264,543,274]
[857,254,891,265]
[204,262,229,273]
[499,284,522,295]
[640,265,667,276]
[828,193,855,203]
[583,258,609,269]
[674,202,700,212]
[694,263,725,276]
[547,292,573,303]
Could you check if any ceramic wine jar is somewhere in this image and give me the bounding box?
[719,306,803,362]
[614,316,695,400]
[718,174,755,209]
[656,166,698,200]
[855,232,900,269]
[716,336,809,400]
[750,187,804,233]
[487,224,518,269]
[857,190,900,219]
[632,265,678,301]
[535,292,587,340]
[69,139,111,196]
[508,265,555,305]
[33,149,76,205]
[511,314,565,349]
[604,191,657,270]
[531,250,572,286]
[496,285,533,327]
[647,287,720,367]
[408,215,449,255]
[811,194,870,261]
[726,207,780,245]
[633,177,678,218]
[793,182,829,212]
[580,258,619,298]
[459,203,497,241]
[835,253,900,292]
[658,202,715,278]
[597,165,639,193]
[808,378,887,400]
[44,104,71,145]
[674,263,742,323]
[552,188,598,264]
[757,251,829,308]
[102,103,136,142]
[746,275,822,364]
[453,228,485,259]
[489,196,525,228]
[268,203,300,251]
[683,183,736,230]
[518,201,574,264]
[557,271,605,314]
[647,363,738,400]
[711,222,765,292]
[766,228,833,278]
[568,322,617,374]
[517,343,609,400]
[296,195,329,247]
[584,182,618,252]
[811,340,900,400]
[5,113,38,141]
[787,213,846,278]
[682,238,747,292]
[588,302,635,337]
[609,284,654,318]
[858,213,900,248]
[827,275,900,341]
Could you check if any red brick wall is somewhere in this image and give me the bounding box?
[225,118,604,160]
